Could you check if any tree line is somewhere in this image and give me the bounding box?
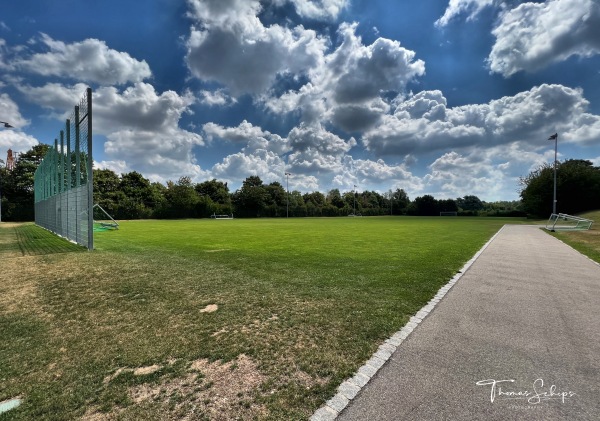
[92,170,525,219]
[0,144,523,221]
[18,144,600,222]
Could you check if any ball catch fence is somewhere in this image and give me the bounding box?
[34,88,93,250]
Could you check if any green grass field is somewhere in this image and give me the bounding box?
[1,217,522,420]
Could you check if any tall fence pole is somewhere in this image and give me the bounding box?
[86,88,93,250]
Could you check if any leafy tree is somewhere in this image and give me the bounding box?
[390,188,410,215]
[326,189,344,208]
[410,195,439,216]
[93,169,122,216]
[519,159,600,217]
[303,191,326,207]
[438,198,458,212]
[160,176,200,218]
[265,182,286,216]
[195,179,230,206]
[1,144,50,221]
[456,195,483,212]
[233,176,267,217]
[289,190,306,216]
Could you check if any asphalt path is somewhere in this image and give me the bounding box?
[336,225,600,421]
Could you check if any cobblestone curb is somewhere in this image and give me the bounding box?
[309,224,508,421]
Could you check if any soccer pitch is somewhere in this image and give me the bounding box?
[1,217,519,420]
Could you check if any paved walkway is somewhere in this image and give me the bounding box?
[317,225,600,421]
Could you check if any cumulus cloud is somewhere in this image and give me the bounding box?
[423,150,507,198]
[92,83,205,181]
[211,149,286,185]
[103,128,205,182]
[272,0,349,20]
[16,83,89,118]
[363,84,600,156]
[265,23,425,132]
[326,24,425,104]
[92,83,198,134]
[489,0,600,76]
[435,0,497,27]
[286,123,356,174]
[17,81,205,181]
[94,159,129,174]
[0,92,29,128]
[199,89,236,107]
[13,33,151,85]
[0,130,39,162]
[185,0,327,96]
[203,120,289,155]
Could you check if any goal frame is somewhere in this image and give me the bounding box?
[545,213,593,231]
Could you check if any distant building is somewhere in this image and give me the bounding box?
[6,149,15,171]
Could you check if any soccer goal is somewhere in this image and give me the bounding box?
[545,213,593,231]
[93,204,119,231]
[440,211,458,216]
[211,213,234,219]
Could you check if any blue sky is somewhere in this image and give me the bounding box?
[1,0,600,201]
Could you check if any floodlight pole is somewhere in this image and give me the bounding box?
[0,121,14,222]
[285,172,291,218]
[353,184,357,215]
[552,133,558,215]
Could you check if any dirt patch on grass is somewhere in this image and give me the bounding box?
[200,304,218,313]
[133,364,161,376]
[91,354,267,420]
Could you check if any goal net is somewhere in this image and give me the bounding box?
[545,213,593,231]
[93,204,119,231]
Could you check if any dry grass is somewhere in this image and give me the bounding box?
[552,210,600,264]
[83,355,267,420]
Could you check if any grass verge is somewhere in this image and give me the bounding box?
[1,217,520,420]
[550,210,600,264]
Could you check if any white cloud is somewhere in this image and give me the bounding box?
[185,0,327,96]
[0,92,38,167]
[211,149,286,186]
[283,0,349,20]
[489,0,600,76]
[18,81,205,182]
[0,92,29,128]
[103,128,205,183]
[92,83,205,182]
[264,23,425,132]
[363,84,600,156]
[423,151,507,199]
[0,130,39,163]
[13,33,151,85]
[92,83,198,134]
[326,24,425,103]
[435,0,497,27]
[94,159,129,174]
[199,89,236,107]
[16,83,88,119]
[203,120,289,155]
[286,123,356,175]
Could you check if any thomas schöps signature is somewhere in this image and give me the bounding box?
[476,378,576,404]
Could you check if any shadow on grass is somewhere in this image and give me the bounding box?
[3,223,86,256]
